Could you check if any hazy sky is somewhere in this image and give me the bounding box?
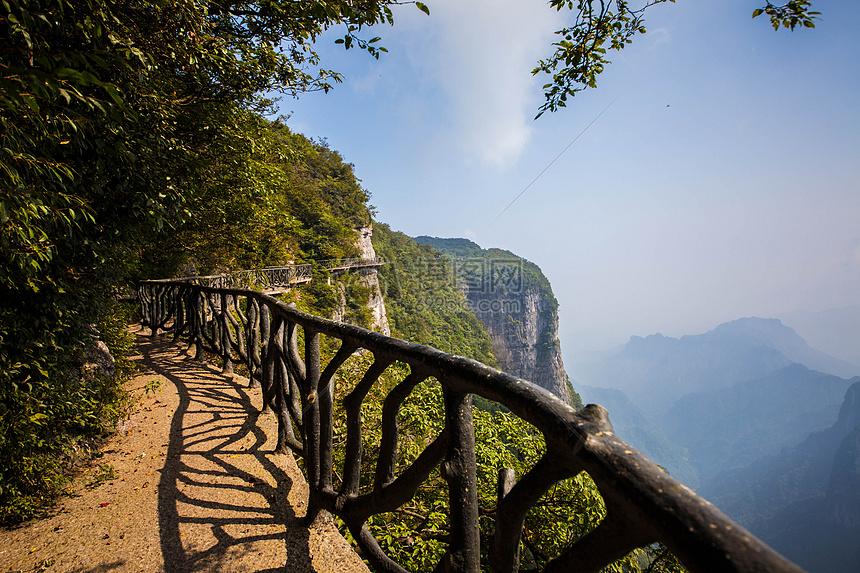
[281,0,860,361]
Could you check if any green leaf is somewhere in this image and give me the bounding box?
[752,8,764,18]
[21,94,40,113]
[416,2,430,16]
[103,84,123,106]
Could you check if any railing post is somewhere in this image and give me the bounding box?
[259,303,272,394]
[495,467,519,571]
[491,455,568,573]
[304,328,322,525]
[263,317,285,412]
[192,290,205,361]
[172,285,184,341]
[248,299,261,388]
[220,292,233,374]
[182,286,195,352]
[441,389,480,573]
[149,285,160,337]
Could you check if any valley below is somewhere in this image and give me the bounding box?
[570,311,860,572]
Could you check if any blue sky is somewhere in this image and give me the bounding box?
[281,0,860,362]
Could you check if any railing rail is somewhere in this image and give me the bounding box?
[137,279,804,573]
[321,257,385,270]
[167,260,384,290]
[171,265,313,289]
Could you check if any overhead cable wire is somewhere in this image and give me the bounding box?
[489,90,626,226]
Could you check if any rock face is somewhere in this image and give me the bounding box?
[413,236,575,406]
[468,283,572,404]
[356,226,390,336]
[332,226,390,336]
[828,426,860,527]
[827,383,860,528]
[84,339,116,378]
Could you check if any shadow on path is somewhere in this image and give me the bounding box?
[135,332,316,573]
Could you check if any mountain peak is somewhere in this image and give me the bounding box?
[709,317,797,340]
[705,317,860,379]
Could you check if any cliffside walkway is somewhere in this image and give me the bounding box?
[181,258,385,294]
[132,279,807,573]
[320,257,384,273]
[0,324,368,573]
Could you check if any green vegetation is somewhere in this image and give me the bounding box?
[328,354,590,570]
[374,225,496,366]
[0,0,412,521]
[143,379,163,397]
[327,352,683,572]
[86,463,119,489]
[0,302,135,522]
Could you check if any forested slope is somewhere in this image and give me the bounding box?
[0,0,399,521]
[0,0,504,519]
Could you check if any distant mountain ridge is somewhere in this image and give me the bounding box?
[571,315,860,571]
[699,381,860,573]
[663,363,854,477]
[777,306,860,365]
[710,317,860,379]
[572,317,859,416]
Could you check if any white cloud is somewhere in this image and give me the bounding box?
[646,26,672,47]
[395,0,563,167]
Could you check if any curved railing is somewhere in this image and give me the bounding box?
[180,265,314,289]
[321,257,386,270]
[178,260,383,290]
[137,280,804,573]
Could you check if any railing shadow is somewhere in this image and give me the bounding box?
[134,331,315,572]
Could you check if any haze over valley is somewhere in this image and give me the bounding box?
[570,310,860,572]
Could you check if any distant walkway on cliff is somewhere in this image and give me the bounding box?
[0,325,368,573]
[163,258,385,294]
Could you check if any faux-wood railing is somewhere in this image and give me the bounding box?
[138,279,804,573]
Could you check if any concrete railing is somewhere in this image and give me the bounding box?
[170,259,384,290]
[138,279,805,573]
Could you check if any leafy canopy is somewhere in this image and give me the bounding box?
[0,0,424,522]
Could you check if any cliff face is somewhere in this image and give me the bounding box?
[332,226,390,336]
[827,382,860,528]
[827,426,860,527]
[355,226,390,336]
[467,283,572,404]
[413,236,577,407]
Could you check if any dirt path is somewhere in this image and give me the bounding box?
[0,325,369,573]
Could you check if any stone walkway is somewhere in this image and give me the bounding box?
[0,326,368,573]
